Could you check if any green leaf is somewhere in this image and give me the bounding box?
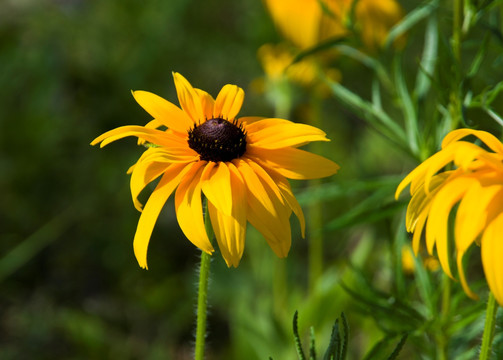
[387,333,408,360]
[290,36,347,65]
[394,55,419,156]
[323,319,340,360]
[324,78,410,155]
[415,13,438,98]
[384,0,440,49]
[293,311,307,360]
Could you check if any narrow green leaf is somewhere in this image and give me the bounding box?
[394,55,419,156]
[467,34,490,78]
[415,13,438,98]
[385,0,440,49]
[290,36,347,65]
[324,79,410,155]
[293,311,307,360]
[331,45,392,89]
[410,245,435,318]
[387,333,408,360]
[309,327,317,360]
[340,313,349,360]
[323,319,340,360]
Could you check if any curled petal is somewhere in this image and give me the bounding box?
[442,128,503,154]
[91,126,183,148]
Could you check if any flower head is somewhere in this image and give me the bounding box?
[92,73,339,268]
[263,0,404,51]
[396,129,503,304]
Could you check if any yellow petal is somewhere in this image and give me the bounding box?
[238,116,264,127]
[201,162,233,216]
[130,161,170,211]
[425,177,473,278]
[172,72,205,123]
[137,119,167,145]
[132,90,194,133]
[195,88,215,120]
[481,212,503,306]
[208,163,247,267]
[133,162,196,269]
[246,146,339,179]
[245,160,286,207]
[405,172,450,230]
[174,161,214,253]
[411,210,428,255]
[213,84,244,120]
[267,168,306,237]
[91,126,181,148]
[246,118,329,149]
[442,128,503,154]
[455,177,499,257]
[234,159,291,257]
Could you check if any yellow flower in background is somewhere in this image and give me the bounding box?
[92,73,340,268]
[263,0,404,51]
[353,0,405,51]
[257,43,318,86]
[396,129,503,305]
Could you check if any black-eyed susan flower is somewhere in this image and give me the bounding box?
[91,73,339,269]
[395,129,503,305]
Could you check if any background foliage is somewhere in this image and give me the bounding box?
[2,0,503,359]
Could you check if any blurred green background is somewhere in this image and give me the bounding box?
[2,0,503,359]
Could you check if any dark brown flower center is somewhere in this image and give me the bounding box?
[187,118,247,162]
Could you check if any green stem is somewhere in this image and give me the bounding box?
[308,94,324,292]
[449,0,463,130]
[479,292,498,360]
[195,204,213,360]
[436,274,451,360]
[195,251,211,360]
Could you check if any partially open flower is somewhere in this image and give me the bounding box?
[396,129,503,305]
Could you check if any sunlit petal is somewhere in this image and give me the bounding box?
[132,90,194,133]
[175,162,214,253]
[133,162,196,269]
[247,118,330,149]
[247,146,339,179]
[482,213,503,306]
[208,163,247,267]
[213,84,244,120]
[201,162,233,216]
[173,72,205,123]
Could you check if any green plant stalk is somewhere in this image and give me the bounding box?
[449,0,463,130]
[436,274,451,360]
[308,93,324,292]
[195,251,211,360]
[195,205,213,360]
[479,292,498,360]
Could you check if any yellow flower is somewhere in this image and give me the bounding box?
[257,43,318,86]
[91,73,340,269]
[263,0,403,51]
[396,129,503,305]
